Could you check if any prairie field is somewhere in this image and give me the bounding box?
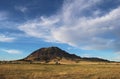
[0,63,120,79]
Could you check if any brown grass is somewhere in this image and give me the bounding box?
[0,63,120,79]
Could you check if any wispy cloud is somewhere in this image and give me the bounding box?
[0,49,22,54]
[15,6,28,13]
[0,34,16,42]
[82,54,92,57]
[0,11,8,21]
[18,16,59,42]
[18,0,120,52]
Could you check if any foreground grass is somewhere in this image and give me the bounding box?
[0,63,120,79]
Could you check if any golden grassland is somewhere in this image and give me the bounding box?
[0,63,120,79]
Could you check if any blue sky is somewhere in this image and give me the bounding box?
[0,0,120,61]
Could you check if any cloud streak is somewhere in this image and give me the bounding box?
[1,49,22,54]
[0,34,16,42]
[18,0,120,52]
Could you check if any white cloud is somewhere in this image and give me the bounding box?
[0,11,8,21]
[82,54,91,57]
[18,0,120,52]
[113,56,120,61]
[111,52,120,61]
[18,16,59,42]
[1,49,22,54]
[0,34,16,42]
[15,6,28,13]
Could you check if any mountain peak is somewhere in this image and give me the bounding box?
[40,46,62,51]
[24,46,81,63]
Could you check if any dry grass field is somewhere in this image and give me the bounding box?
[0,63,120,79]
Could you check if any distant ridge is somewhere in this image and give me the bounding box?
[82,57,109,62]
